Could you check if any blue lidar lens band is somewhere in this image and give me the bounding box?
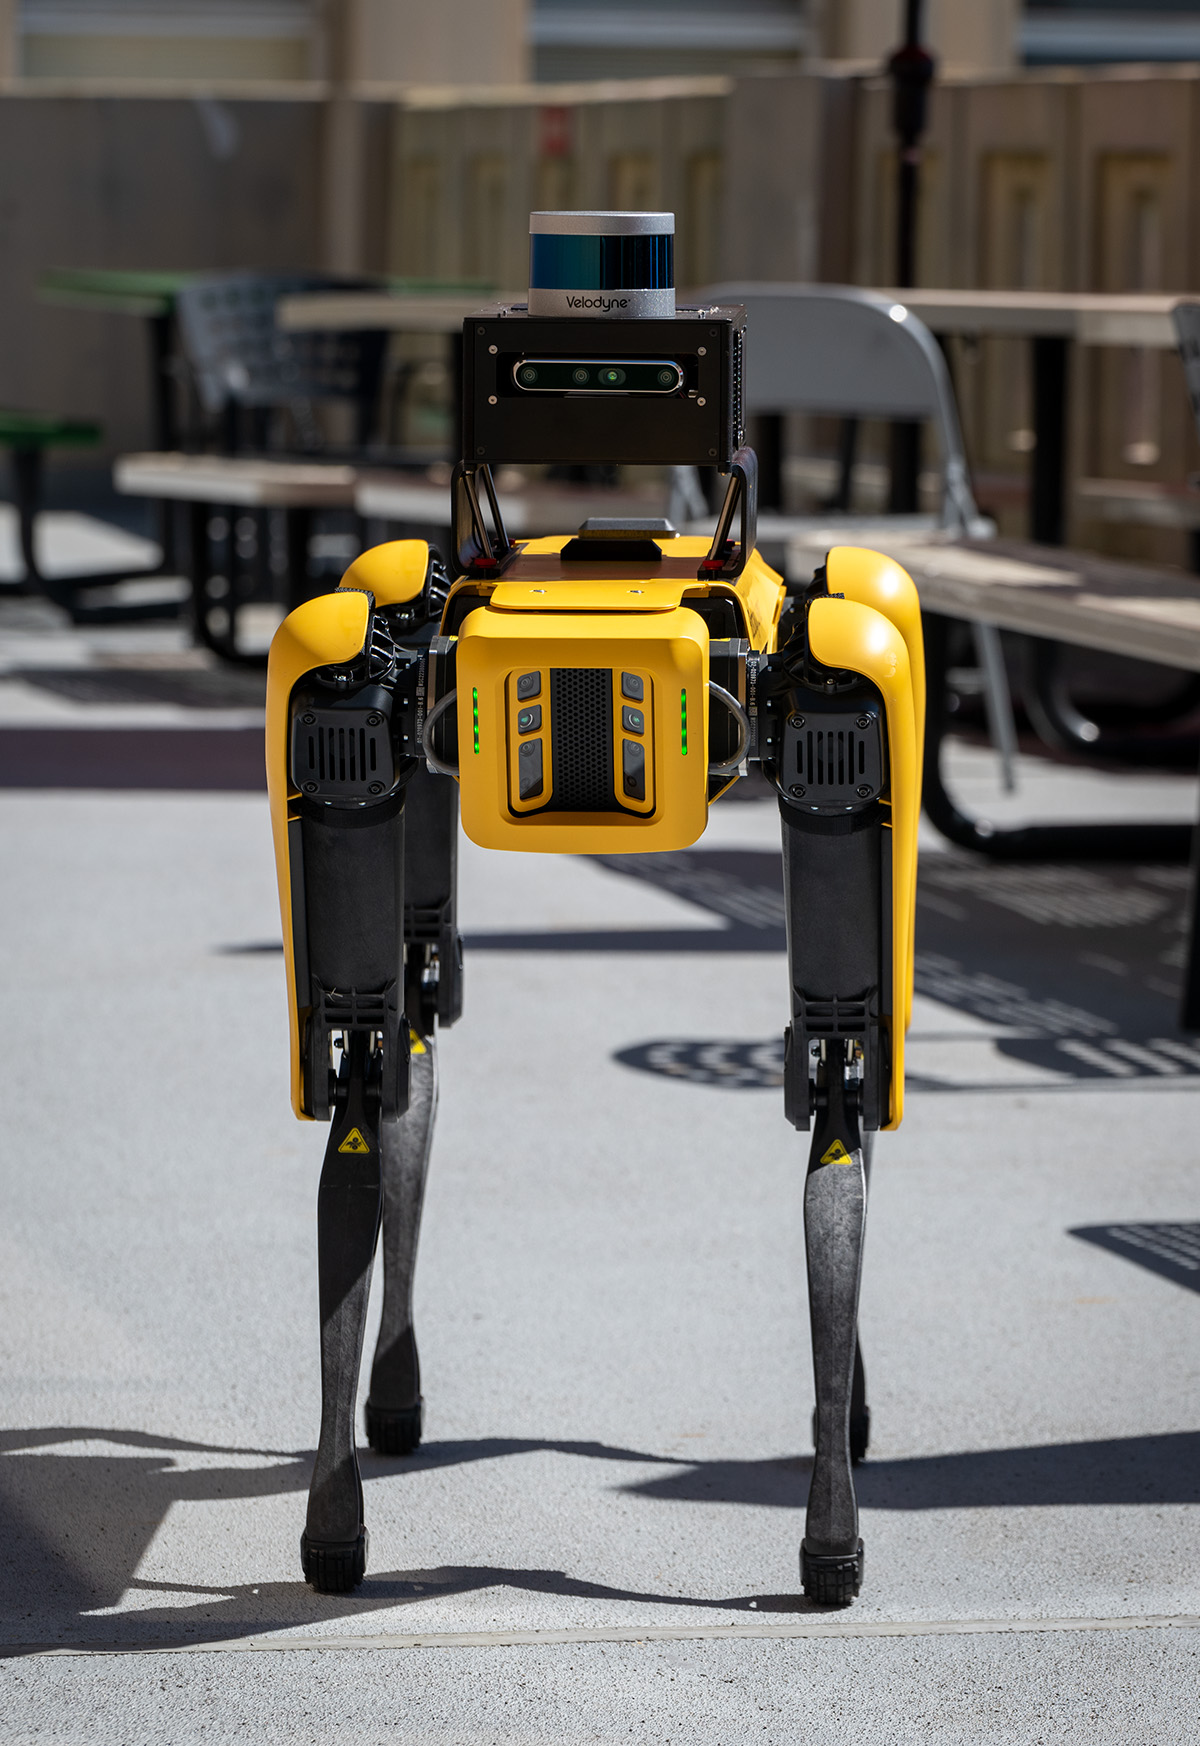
[530,233,674,291]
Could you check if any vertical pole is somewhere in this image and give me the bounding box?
[886,0,936,515]
[1030,334,1068,546]
[754,414,784,513]
[320,0,365,275]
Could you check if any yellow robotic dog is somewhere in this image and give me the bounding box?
[266,273,923,1606]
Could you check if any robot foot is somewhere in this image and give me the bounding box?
[364,1398,424,1456]
[796,1543,862,1606]
[800,1539,864,1607]
[301,1528,369,1594]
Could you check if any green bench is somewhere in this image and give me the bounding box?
[1,409,103,595]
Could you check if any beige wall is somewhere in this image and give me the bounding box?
[817,0,1018,75]
[0,95,322,454]
[390,83,727,291]
[351,0,530,87]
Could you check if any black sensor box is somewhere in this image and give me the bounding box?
[462,304,745,469]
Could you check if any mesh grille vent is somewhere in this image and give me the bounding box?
[550,668,615,811]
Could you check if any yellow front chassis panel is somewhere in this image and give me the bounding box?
[265,540,921,1130]
[455,604,710,853]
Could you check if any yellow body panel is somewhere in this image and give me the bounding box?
[825,548,925,1026]
[454,603,710,852]
[727,546,787,651]
[266,588,373,1120]
[491,577,687,612]
[807,595,918,1131]
[338,539,430,606]
[446,538,786,652]
[265,539,921,1130]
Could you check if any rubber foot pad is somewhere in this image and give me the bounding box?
[301,1528,368,1593]
[365,1398,423,1456]
[801,1538,864,1607]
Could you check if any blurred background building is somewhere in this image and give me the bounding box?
[2,0,1200,563]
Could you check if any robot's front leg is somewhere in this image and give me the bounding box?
[801,1036,867,1604]
[767,569,921,1607]
[302,1029,384,1594]
[779,794,881,1605]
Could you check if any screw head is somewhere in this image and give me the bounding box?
[488,395,497,405]
[369,782,384,794]
[303,782,318,793]
[366,713,382,726]
[789,784,806,798]
[488,344,498,354]
[302,713,315,724]
[856,784,872,798]
[788,713,805,728]
[856,716,871,729]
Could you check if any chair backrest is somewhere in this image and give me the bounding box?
[1174,302,1200,448]
[176,272,389,449]
[701,282,981,532]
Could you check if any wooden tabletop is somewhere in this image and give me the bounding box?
[279,287,1195,346]
[277,293,521,334]
[114,452,359,508]
[867,289,1188,348]
[785,524,1200,671]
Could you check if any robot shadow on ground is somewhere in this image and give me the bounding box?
[0,1425,1196,1654]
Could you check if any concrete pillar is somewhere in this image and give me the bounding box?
[318,0,530,274]
[0,0,19,82]
[320,0,366,273]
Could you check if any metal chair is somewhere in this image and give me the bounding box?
[117,272,389,663]
[695,281,987,537]
[681,283,1018,792]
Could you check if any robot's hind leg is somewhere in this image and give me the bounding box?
[365,764,461,1458]
[301,1031,383,1594]
[365,1036,437,1455]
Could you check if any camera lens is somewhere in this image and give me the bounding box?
[517,709,534,732]
[518,364,539,385]
[571,366,590,386]
[598,367,626,387]
[657,367,677,388]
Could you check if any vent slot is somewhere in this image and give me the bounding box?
[549,668,616,812]
[799,729,867,790]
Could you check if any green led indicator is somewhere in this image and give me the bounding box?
[472,687,480,754]
[680,688,688,755]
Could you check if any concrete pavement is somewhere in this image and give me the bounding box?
[0,600,1198,1741]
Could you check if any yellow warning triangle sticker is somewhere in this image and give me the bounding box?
[820,1139,853,1165]
[408,1028,427,1055]
[338,1127,371,1155]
